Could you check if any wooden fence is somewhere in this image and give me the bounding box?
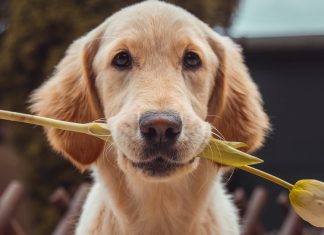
[0,180,324,235]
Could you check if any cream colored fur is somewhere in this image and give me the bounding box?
[30,1,270,234]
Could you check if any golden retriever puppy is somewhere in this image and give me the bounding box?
[30,1,269,234]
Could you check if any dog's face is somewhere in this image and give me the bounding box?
[93,5,220,180]
[30,2,269,180]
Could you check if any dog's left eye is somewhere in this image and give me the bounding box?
[112,51,132,69]
[183,51,201,69]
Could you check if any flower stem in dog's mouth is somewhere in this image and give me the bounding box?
[0,109,323,227]
[0,110,112,141]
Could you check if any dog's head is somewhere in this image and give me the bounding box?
[30,1,269,181]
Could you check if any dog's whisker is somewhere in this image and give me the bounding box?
[103,139,114,160]
[103,143,109,160]
[210,131,225,141]
[211,126,225,140]
[94,118,107,123]
[206,114,222,118]
[210,125,226,141]
[101,142,110,170]
[105,142,114,152]
[223,167,236,185]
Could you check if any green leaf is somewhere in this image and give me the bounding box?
[198,138,263,167]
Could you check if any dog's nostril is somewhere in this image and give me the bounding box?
[145,127,157,139]
[139,111,182,145]
[165,127,180,139]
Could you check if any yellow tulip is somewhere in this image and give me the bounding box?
[289,180,324,227]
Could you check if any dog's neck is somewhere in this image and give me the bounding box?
[93,155,222,235]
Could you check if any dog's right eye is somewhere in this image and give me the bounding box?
[112,51,132,69]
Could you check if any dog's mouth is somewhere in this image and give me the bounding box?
[126,156,196,176]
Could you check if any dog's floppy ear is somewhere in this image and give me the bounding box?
[206,31,270,153]
[30,25,106,170]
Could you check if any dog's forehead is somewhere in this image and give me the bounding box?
[103,1,206,46]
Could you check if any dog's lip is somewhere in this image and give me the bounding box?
[131,157,195,167]
[125,156,195,175]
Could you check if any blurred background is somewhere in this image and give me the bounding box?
[0,0,323,234]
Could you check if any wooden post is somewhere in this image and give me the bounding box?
[0,181,24,235]
[52,183,90,235]
[8,219,27,235]
[277,191,290,216]
[233,187,247,217]
[50,187,71,214]
[278,208,302,235]
[277,191,302,235]
[242,187,267,235]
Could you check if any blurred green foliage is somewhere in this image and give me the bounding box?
[0,0,238,234]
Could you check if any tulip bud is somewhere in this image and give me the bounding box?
[289,179,324,227]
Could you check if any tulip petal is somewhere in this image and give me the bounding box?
[221,141,249,149]
[198,138,263,167]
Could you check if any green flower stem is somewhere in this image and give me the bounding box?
[239,165,294,191]
[0,110,89,135]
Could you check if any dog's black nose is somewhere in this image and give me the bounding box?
[139,111,182,145]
